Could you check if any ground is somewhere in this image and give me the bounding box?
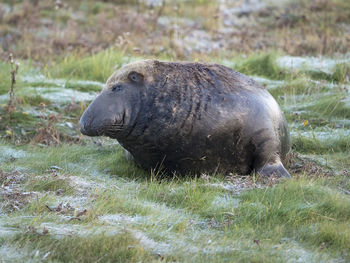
[0,0,350,262]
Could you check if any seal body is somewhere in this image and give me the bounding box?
[80,60,290,177]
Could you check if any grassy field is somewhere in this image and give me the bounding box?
[1,0,350,262]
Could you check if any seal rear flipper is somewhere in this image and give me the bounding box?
[256,162,291,178]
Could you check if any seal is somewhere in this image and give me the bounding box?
[80,60,291,177]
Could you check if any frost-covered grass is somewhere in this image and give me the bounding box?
[1,140,350,262]
[0,51,350,262]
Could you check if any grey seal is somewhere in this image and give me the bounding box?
[80,60,291,177]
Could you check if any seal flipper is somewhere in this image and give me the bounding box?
[257,162,291,178]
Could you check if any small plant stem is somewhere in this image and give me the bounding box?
[7,53,19,114]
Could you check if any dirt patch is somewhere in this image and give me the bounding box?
[0,170,36,213]
[287,152,335,177]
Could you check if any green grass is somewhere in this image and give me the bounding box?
[234,53,285,80]
[0,60,33,95]
[332,62,350,83]
[292,133,350,154]
[139,178,228,218]
[48,49,129,82]
[64,81,102,92]
[11,231,160,263]
[19,95,51,106]
[307,95,350,119]
[25,176,74,195]
[0,62,11,95]
[1,140,350,262]
[306,62,350,83]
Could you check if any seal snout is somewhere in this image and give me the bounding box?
[79,112,98,136]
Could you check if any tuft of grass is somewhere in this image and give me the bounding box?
[87,188,151,220]
[139,178,227,218]
[308,95,350,119]
[19,95,51,107]
[48,49,129,82]
[269,77,324,98]
[292,134,350,154]
[0,109,37,142]
[22,194,56,215]
[11,231,159,263]
[25,176,74,195]
[303,62,350,83]
[332,62,350,83]
[94,145,148,180]
[5,143,98,174]
[234,53,285,80]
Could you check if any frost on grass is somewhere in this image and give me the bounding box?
[251,76,284,89]
[282,241,337,263]
[0,244,30,262]
[25,87,96,103]
[277,55,350,74]
[0,146,26,162]
[21,74,104,90]
[210,195,240,210]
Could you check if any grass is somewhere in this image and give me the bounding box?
[234,53,285,80]
[0,62,11,95]
[11,231,160,263]
[308,95,350,119]
[1,139,350,261]
[332,62,350,83]
[48,49,130,82]
[25,176,74,195]
[19,95,51,106]
[292,134,350,154]
[64,81,102,92]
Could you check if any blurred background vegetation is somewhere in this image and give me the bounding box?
[1,0,350,63]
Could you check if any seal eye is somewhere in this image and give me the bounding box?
[111,84,123,92]
[128,71,144,83]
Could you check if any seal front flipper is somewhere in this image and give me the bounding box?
[256,162,291,178]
